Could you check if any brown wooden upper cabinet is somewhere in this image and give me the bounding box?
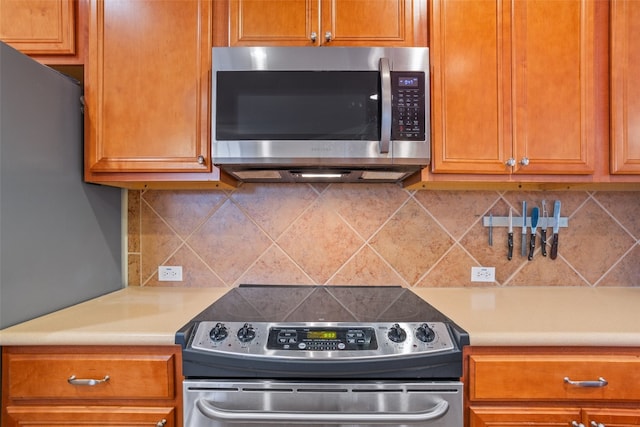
[84,0,234,189]
[0,0,83,64]
[228,0,426,47]
[430,0,596,175]
[610,0,640,174]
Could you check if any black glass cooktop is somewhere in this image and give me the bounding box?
[190,284,454,323]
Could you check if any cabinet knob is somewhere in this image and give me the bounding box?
[325,31,332,42]
[505,158,516,167]
[156,419,167,427]
[520,157,530,166]
[572,422,585,427]
[197,155,205,165]
[590,422,605,427]
[310,32,317,42]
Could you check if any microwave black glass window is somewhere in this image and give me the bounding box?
[216,71,380,141]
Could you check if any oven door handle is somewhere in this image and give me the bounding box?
[196,398,448,424]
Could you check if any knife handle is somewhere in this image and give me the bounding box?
[550,233,559,259]
[528,233,536,260]
[540,229,547,257]
[507,232,513,260]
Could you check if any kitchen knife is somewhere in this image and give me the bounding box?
[540,200,548,257]
[507,208,513,260]
[488,213,493,246]
[528,207,539,260]
[550,200,561,259]
[521,201,527,257]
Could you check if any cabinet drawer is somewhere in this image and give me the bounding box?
[6,352,177,400]
[469,354,640,402]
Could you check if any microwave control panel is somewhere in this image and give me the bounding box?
[391,72,426,141]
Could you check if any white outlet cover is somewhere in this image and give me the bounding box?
[158,266,183,281]
[471,266,496,282]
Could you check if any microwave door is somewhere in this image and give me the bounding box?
[379,57,391,154]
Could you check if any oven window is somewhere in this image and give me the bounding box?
[216,71,380,140]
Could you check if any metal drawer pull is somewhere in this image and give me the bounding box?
[155,420,167,427]
[563,376,608,387]
[572,421,585,427]
[591,421,605,427]
[196,398,448,423]
[67,375,110,386]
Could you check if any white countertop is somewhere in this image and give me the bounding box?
[1,286,639,347]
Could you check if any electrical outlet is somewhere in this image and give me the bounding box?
[471,266,495,282]
[158,266,183,281]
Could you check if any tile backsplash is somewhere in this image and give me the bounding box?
[127,185,639,288]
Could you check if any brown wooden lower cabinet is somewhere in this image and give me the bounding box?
[1,345,182,427]
[5,406,175,426]
[465,347,640,427]
[470,407,640,427]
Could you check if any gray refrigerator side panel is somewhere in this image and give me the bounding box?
[0,42,123,329]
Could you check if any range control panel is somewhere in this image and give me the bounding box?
[190,322,455,359]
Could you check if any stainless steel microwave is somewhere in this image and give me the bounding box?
[211,47,430,183]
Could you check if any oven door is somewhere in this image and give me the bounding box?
[184,380,462,427]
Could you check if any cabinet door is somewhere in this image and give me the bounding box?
[584,408,640,427]
[610,0,640,174]
[470,407,581,427]
[431,0,596,175]
[430,0,512,174]
[0,0,75,55]
[5,406,174,427]
[230,0,318,46]
[229,0,420,47]
[85,0,211,175]
[511,0,595,174]
[321,0,417,46]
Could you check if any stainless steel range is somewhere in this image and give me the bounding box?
[176,285,469,427]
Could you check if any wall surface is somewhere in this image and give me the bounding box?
[127,185,640,288]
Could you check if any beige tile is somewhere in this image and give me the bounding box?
[598,245,640,287]
[127,190,141,253]
[414,190,500,239]
[593,191,640,239]
[127,254,141,287]
[416,245,487,287]
[563,199,636,284]
[187,199,272,285]
[144,245,226,288]
[505,257,588,286]
[128,188,640,289]
[277,201,364,284]
[143,190,227,239]
[322,183,411,239]
[231,183,318,239]
[503,191,589,217]
[459,199,524,284]
[140,202,183,283]
[328,246,407,286]
[238,245,314,286]
[370,199,454,285]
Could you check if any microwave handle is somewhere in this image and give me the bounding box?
[379,57,391,154]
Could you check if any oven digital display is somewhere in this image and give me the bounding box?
[307,331,337,340]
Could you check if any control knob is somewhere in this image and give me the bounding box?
[387,323,407,343]
[416,323,436,343]
[209,322,228,342]
[237,323,256,342]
